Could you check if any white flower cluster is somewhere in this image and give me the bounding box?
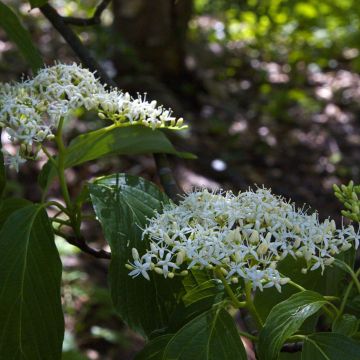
[128,188,360,292]
[0,63,185,170]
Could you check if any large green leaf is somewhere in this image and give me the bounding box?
[89,174,182,336]
[0,204,64,359]
[258,291,327,360]
[332,314,359,337]
[0,198,30,226]
[163,307,247,360]
[254,257,325,323]
[302,333,360,360]
[135,334,173,360]
[168,277,224,332]
[0,2,43,72]
[39,125,195,189]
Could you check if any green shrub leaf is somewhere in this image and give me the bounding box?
[332,314,359,337]
[258,290,327,360]
[135,334,173,360]
[0,204,64,359]
[302,333,360,360]
[39,125,195,189]
[0,2,43,72]
[89,174,182,336]
[163,307,247,360]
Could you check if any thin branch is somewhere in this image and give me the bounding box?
[154,153,183,203]
[62,0,112,26]
[39,3,116,87]
[54,229,111,259]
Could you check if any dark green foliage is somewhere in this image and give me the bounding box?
[0,2,43,72]
[0,204,64,359]
[89,174,183,336]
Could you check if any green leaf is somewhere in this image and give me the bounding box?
[258,291,327,360]
[0,198,30,226]
[168,276,224,332]
[89,174,182,336]
[39,125,195,189]
[0,204,64,359]
[163,307,247,360]
[278,353,302,360]
[135,334,173,360]
[183,280,221,307]
[332,314,359,337]
[29,0,48,8]
[254,257,325,323]
[302,333,360,360]
[0,2,43,72]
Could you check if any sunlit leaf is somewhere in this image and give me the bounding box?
[163,307,247,360]
[258,291,327,360]
[39,125,195,190]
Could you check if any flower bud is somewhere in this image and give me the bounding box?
[249,230,260,244]
[280,277,290,285]
[220,267,228,276]
[257,242,269,255]
[176,250,185,266]
[176,118,184,127]
[154,267,164,275]
[132,248,139,261]
[324,257,335,266]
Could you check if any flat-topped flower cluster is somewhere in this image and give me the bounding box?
[128,188,360,292]
[0,63,185,170]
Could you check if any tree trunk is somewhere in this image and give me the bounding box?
[112,0,193,84]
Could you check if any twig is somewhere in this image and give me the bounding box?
[62,0,111,26]
[39,3,116,87]
[54,228,111,259]
[154,153,183,203]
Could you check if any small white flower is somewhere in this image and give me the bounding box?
[0,63,186,167]
[128,259,151,281]
[128,187,360,292]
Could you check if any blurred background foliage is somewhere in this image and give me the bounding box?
[1,0,360,358]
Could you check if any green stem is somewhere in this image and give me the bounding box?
[287,280,306,292]
[335,260,360,294]
[238,330,258,342]
[287,334,307,342]
[337,267,360,319]
[40,144,57,168]
[54,118,72,212]
[53,118,82,239]
[214,268,246,308]
[245,281,264,329]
